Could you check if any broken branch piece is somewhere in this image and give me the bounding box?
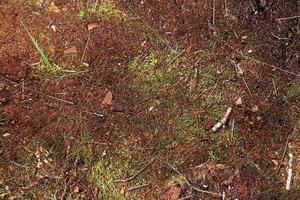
[212,107,232,132]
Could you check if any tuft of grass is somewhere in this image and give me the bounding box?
[91,158,128,200]
[98,0,123,20]
[21,21,57,72]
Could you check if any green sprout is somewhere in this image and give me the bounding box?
[21,21,57,72]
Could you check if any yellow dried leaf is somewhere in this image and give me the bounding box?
[48,2,60,13]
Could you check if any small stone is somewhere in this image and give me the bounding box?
[73,186,80,193]
[3,133,10,137]
[251,105,259,113]
[235,97,242,106]
[0,82,4,92]
[50,24,56,32]
[259,0,267,7]
[102,150,107,157]
[149,106,154,112]
[257,116,262,121]
[248,49,253,53]
[82,62,89,67]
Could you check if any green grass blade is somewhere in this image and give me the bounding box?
[20,21,56,71]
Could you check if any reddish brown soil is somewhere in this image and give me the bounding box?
[1,0,300,199]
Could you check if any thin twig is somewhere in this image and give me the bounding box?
[165,50,185,68]
[123,1,176,53]
[225,43,299,77]
[271,32,291,40]
[276,136,290,174]
[272,79,278,97]
[275,16,300,21]
[60,179,71,200]
[114,159,154,182]
[0,76,74,105]
[81,34,91,63]
[179,195,194,200]
[127,183,150,192]
[0,32,16,47]
[212,0,216,26]
[0,76,105,118]
[242,77,253,97]
[166,162,222,197]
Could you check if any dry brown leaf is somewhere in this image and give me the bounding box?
[101,91,113,107]
[64,46,77,54]
[88,22,100,31]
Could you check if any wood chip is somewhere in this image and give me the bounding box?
[87,22,100,31]
[64,46,77,54]
[73,186,80,193]
[101,91,113,107]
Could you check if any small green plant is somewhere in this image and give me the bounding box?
[78,9,85,18]
[21,21,57,72]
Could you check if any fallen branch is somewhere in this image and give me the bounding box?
[212,107,232,132]
[286,143,293,191]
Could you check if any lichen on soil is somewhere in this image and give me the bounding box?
[0,0,300,199]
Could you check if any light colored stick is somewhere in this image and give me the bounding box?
[224,0,228,16]
[276,16,300,21]
[286,143,293,191]
[212,107,232,132]
[213,0,216,26]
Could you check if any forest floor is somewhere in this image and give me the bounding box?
[0,0,300,199]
